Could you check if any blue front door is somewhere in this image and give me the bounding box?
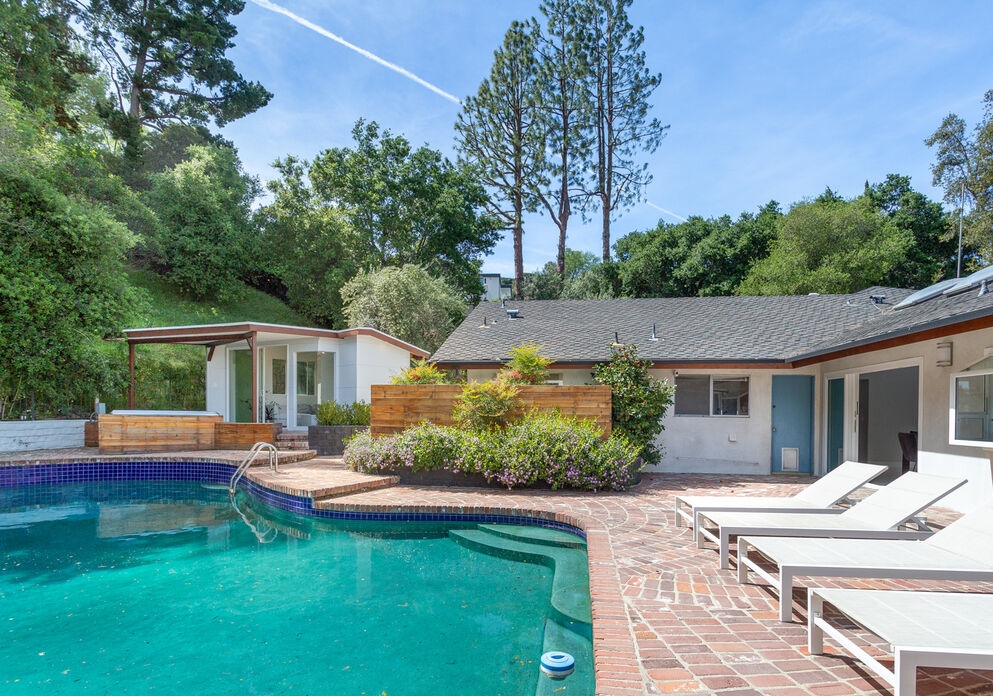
[771,375,813,473]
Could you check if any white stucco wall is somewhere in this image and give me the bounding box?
[351,335,411,401]
[652,369,782,475]
[335,339,358,404]
[205,351,226,417]
[0,420,86,452]
[818,327,993,512]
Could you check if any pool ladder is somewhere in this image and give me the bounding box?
[229,441,279,493]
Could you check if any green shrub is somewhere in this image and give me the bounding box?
[391,359,451,384]
[316,400,371,426]
[593,343,674,465]
[343,412,640,491]
[452,380,520,430]
[497,342,552,385]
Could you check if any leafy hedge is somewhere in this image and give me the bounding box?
[316,400,371,426]
[344,412,640,491]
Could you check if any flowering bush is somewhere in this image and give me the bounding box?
[497,342,552,385]
[344,412,640,491]
[593,343,674,465]
[391,359,452,384]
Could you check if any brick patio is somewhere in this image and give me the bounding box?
[2,450,991,695]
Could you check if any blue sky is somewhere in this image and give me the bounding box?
[221,0,993,277]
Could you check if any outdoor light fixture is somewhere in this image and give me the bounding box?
[936,341,953,367]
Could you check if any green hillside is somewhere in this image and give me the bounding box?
[129,270,309,327]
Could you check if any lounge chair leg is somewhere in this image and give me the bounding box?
[807,589,824,655]
[720,532,731,570]
[895,648,918,696]
[779,572,794,623]
[737,542,749,583]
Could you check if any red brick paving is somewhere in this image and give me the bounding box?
[3,450,992,695]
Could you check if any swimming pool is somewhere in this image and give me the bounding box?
[0,466,593,695]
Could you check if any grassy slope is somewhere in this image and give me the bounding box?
[128,270,309,327]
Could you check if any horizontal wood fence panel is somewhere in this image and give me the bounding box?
[370,384,611,437]
[214,423,280,449]
[97,414,222,453]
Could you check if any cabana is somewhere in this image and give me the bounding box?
[120,322,428,427]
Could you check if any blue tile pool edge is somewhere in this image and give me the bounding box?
[0,459,588,540]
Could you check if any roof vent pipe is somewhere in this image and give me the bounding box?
[506,308,519,320]
[650,323,659,341]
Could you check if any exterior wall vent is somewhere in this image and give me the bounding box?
[781,447,799,471]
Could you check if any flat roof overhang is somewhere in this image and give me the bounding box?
[120,322,428,357]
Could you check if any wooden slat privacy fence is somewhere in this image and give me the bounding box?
[95,416,278,453]
[370,384,612,437]
[97,414,222,454]
[214,423,280,449]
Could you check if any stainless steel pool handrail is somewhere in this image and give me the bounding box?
[229,441,278,493]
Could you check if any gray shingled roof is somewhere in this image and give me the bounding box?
[431,285,993,366]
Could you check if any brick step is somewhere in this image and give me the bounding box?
[277,442,310,451]
[275,431,309,441]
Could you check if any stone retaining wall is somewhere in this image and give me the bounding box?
[0,420,87,452]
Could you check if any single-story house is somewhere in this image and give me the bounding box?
[122,322,428,428]
[432,269,993,511]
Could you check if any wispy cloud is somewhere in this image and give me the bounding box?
[249,0,462,105]
[784,1,956,52]
[645,201,688,222]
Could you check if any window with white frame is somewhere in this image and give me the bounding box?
[674,375,749,416]
[951,358,993,444]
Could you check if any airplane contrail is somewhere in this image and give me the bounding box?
[646,201,688,222]
[249,0,463,105]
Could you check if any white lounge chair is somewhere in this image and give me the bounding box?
[674,461,886,527]
[808,588,993,696]
[696,471,967,569]
[738,504,993,621]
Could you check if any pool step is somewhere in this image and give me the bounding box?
[449,527,591,635]
[476,523,586,549]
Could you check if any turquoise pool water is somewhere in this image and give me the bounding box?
[0,481,593,695]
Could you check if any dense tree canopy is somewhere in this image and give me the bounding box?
[615,202,780,297]
[865,174,956,287]
[0,88,137,416]
[74,0,271,159]
[736,195,911,296]
[145,143,260,301]
[0,0,93,130]
[258,156,357,327]
[341,265,468,354]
